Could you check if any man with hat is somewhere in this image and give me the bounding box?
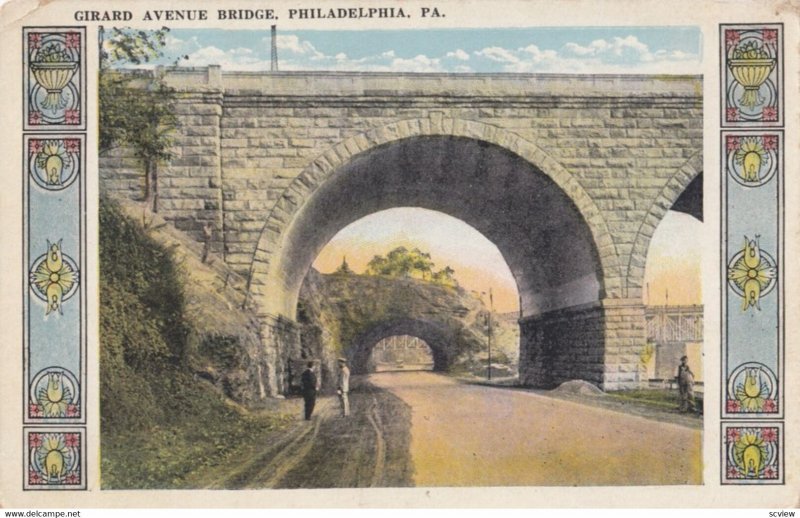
[677,355,696,413]
[337,357,350,417]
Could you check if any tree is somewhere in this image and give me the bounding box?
[364,246,458,287]
[99,27,179,213]
[335,256,353,274]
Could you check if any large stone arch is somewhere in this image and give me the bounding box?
[347,318,459,375]
[246,116,622,318]
[625,151,703,298]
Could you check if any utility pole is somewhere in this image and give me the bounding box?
[487,288,493,381]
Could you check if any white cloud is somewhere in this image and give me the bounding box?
[446,49,470,61]
[274,35,324,59]
[474,46,519,64]
[159,32,699,75]
[467,35,699,74]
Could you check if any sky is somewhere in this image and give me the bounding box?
[147,26,702,74]
[313,208,703,313]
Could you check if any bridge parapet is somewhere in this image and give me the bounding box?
[156,66,703,101]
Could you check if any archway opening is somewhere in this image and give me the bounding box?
[642,172,703,386]
[271,135,606,388]
[368,335,435,372]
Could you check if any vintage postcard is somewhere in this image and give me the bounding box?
[0,0,798,509]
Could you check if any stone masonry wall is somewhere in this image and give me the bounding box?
[519,298,647,390]
[519,303,606,389]
[100,70,703,303]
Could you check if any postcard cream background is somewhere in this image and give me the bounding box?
[0,0,798,508]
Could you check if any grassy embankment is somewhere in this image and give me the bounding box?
[99,199,293,488]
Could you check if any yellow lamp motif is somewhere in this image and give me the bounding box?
[733,433,768,478]
[734,138,767,183]
[35,140,70,186]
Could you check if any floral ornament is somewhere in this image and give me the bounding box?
[29,240,79,316]
[36,371,74,418]
[726,427,779,480]
[727,236,777,311]
[34,140,71,186]
[728,40,776,110]
[32,433,75,483]
[733,137,768,183]
[727,363,778,414]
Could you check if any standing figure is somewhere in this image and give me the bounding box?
[301,361,317,421]
[337,357,350,417]
[677,355,696,413]
[201,223,213,264]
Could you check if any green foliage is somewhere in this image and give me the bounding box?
[99,28,179,210]
[99,198,291,488]
[335,256,354,274]
[365,246,458,287]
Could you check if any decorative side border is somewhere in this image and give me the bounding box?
[22,27,87,491]
[720,24,784,485]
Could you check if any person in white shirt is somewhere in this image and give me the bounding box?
[337,357,350,417]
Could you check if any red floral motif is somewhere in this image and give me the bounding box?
[28,433,43,448]
[65,139,80,153]
[763,466,778,479]
[762,106,778,121]
[726,399,741,413]
[726,466,741,479]
[726,136,741,153]
[28,139,43,155]
[65,472,80,485]
[65,109,80,125]
[726,427,741,443]
[762,135,778,151]
[65,33,81,49]
[66,404,79,417]
[29,402,44,417]
[29,469,44,485]
[762,29,778,46]
[726,107,739,122]
[28,33,42,49]
[29,111,42,125]
[726,30,741,49]
[64,433,80,448]
[760,427,778,443]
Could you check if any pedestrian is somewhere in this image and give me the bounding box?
[201,222,213,264]
[337,357,350,417]
[301,361,317,420]
[677,355,695,413]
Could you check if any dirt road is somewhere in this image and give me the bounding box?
[370,371,702,486]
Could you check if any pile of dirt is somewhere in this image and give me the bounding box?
[552,380,607,397]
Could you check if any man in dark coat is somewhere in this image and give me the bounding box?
[301,361,317,420]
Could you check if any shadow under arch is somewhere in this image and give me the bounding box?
[247,117,622,319]
[254,134,608,326]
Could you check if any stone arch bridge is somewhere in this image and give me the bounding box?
[100,67,703,395]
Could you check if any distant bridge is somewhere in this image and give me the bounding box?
[646,305,703,343]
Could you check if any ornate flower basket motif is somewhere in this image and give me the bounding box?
[30,62,78,112]
[728,58,775,109]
